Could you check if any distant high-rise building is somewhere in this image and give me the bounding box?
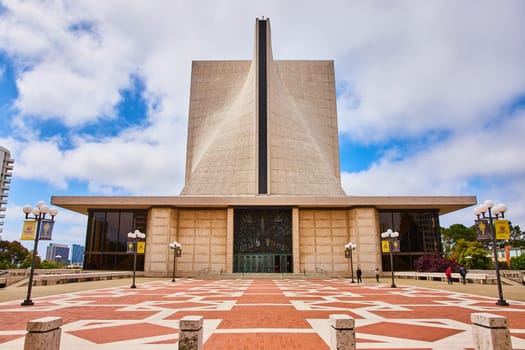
[46,243,70,264]
[0,146,14,236]
[71,244,85,265]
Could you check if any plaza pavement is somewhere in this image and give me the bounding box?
[1,277,524,349]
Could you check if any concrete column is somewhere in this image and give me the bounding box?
[329,314,355,350]
[24,317,62,350]
[226,208,234,273]
[292,207,300,274]
[471,312,512,350]
[178,315,203,350]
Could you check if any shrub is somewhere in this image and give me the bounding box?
[414,254,460,272]
[510,255,525,270]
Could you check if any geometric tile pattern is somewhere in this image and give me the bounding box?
[0,279,524,349]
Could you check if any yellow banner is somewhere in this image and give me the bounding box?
[381,240,390,253]
[137,241,146,254]
[494,219,511,240]
[20,220,36,240]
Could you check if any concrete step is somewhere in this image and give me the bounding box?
[500,276,523,286]
[197,272,330,280]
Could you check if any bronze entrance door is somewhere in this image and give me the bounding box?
[233,208,292,273]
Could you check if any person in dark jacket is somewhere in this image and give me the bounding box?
[356,267,362,283]
[459,266,468,284]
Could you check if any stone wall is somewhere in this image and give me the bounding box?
[177,209,228,275]
[145,207,381,277]
[298,209,350,274]
[144,207,177,277]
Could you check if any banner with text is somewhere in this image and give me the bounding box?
[20,220,36,240]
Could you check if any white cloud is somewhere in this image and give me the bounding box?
[335,1,525,143]
[342,109,525,227]
[0,0,524,239]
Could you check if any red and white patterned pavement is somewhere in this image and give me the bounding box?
[1,279,524,349]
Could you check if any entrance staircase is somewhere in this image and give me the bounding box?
[197,272,330,280]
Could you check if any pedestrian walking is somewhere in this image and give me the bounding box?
[459,266,468,284]
[445,266,453,285]
[356,267,362,283]
[375,267,380,283]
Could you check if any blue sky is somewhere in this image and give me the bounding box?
[1,1,525,259]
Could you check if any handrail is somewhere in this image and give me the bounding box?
[316,267,328,277]
[198,267,210,275]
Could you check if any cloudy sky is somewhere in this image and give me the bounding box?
[1,1,524,258]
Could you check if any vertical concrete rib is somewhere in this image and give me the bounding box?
[258,19,268,194]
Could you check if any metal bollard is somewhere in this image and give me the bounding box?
[471,312,512,350]
[24,317,63,350]
[329,314,355,350]
[178,315,203,350]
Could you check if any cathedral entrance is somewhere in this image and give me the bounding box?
[233,208,292,273]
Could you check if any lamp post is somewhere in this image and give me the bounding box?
[169,241,182,282]
[21,201,58,306]
[344,242,356,283]
[474,200,509,306]
[465,255,472,269]
[127,229,146,289]
[381,229,399,288]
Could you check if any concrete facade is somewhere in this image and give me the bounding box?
[182,19,343,196]
[51,18,476,277]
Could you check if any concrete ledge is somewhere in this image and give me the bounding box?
[31,271,133,286]
[395,271,496,284]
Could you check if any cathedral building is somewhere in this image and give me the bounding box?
[52,18,475,277]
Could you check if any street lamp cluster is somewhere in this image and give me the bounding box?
[344,242,356,283]
[128,229,146,289]
[21,201,59,306]
[169,241,182,282]
[474,200,509,306]
[381,229,399,288]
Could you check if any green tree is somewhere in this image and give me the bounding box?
[441,224,477,256]
[0,240,32,269]
[509,223,525,247]
[40,260,64,269]
[510,255,525,270]
[450,239,491,269]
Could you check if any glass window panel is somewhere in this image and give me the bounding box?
[105,212,119,252]
[119,212,134,251]
[85,210,147,270]
[379,209,440,271]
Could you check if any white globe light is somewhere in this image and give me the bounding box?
[49,208,58,217]
[36,201,46,208]
[474,206,482,216]
[498,204,508,213]
[32,207,40,216]
[392,231,399,238]
[484,200,494,208]
[23,205,33,214]
[40,205,50,214]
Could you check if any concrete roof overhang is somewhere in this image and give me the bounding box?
[51,195,477,216]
